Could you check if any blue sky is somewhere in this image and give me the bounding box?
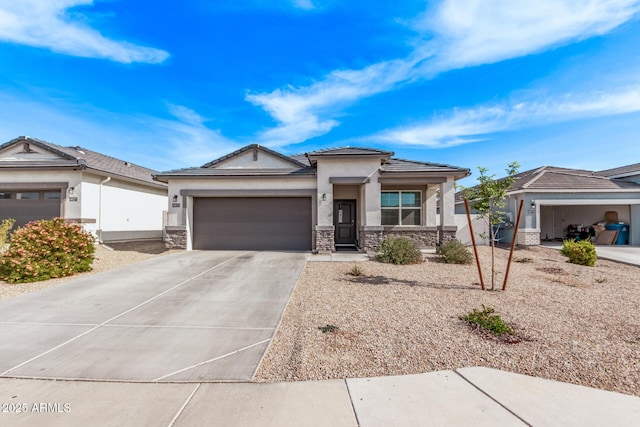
[1,0,640,185]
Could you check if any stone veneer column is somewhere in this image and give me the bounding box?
[360,226,384,252]
[165,226,187,249]
[315,225,335,254]
[517,230,540,246]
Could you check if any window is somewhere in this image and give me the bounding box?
[381,191,422,225]
[44,191,61,199]
[17,192,40,200]
[0,193,11,199]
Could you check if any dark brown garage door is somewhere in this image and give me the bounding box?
[193,197,312,250]
[0,190,62,228]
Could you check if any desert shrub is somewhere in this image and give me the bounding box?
[347,264,363,276]
[377,237,423,265]
[318,324,339,333]
[0,218,15,251]
[0,218,95,283]
[461,305,513,336]
[560,239,597,267]
[436,239,473,264]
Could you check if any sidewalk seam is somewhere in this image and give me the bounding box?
[168,383,201,427]
[454,370,532,427]
[344,379,362,427]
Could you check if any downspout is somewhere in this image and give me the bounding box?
[98,176,111,243]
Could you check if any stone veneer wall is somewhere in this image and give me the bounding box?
[517,230,540,246]
[165,227,187,249]
[382,226,438,248]
[315,226,335,254]
[360,226,384,252]
[438,226,457,244]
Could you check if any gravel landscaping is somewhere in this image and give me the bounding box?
[255,245,640,397]
[0,241,176,300]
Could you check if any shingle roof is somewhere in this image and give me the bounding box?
[596,163,640,178]
[305,147,394,156]
[381,158,470,175]
[0,136,162,186]
[509,166,640,191]
[457,166,640,202]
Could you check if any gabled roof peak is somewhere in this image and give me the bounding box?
[201,144,308,169]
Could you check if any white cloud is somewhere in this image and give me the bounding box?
[0,0,169,63]
[372,85,640,147]
[290,0,316,10]
[0,94,236,170]
[247,0,639,145]
[422,0,640,71]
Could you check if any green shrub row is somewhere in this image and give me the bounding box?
[377,236,423,265]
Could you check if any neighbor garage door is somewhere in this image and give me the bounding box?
[0,190,62,228]
[193,197,312,250]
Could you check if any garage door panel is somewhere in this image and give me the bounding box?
[193,197,312,250]
[0,195,61,227]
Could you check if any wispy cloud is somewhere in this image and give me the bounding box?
[290,0,316,10]
[0,94,235,170]
[0,0,169,63]
[371,85,640,147]
[247,0,640,145]
[422,0,640,71]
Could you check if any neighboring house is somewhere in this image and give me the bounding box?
[456,165,640,246]
[154,144,470,252]
[0,136,168,242]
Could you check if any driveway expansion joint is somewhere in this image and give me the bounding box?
[454,369,533,426]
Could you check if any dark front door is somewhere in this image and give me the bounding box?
[334,200,356,245]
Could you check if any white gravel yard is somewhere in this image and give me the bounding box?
[0,241,177,300]
[255,245,640,397]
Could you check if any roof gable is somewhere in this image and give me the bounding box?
[0,136,162,187]
[202,144,307,170]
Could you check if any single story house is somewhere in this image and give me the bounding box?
[154,145,470,253]
[0,136,168,242]
[456,165,640,246]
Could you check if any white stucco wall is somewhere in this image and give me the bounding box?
[81,173,167,240]
[316,158,381,227]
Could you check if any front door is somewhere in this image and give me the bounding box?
[334,200,356,246]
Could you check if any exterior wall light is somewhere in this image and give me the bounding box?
[321,193,326,201]
[173,195,179,203]
[530,200,536,208]
[68,187,74,195]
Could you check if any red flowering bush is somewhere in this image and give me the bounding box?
[0,218,95,283]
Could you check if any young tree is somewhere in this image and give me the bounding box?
[463,162,520,290]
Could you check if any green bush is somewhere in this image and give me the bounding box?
[0,218,15,251]
[377,236,423,265]
[461,305,513,336]
[0,218,95,283]
[560,239,597,267]
[436,239,473,264]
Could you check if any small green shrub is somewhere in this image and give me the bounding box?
[461,305,513,336]
[377,237,423,265]
[348,264,363,276]
[560,239,597,267]
[436,239,473,264]
[318,324,339,333]
[0,218,95,283]
[0,218,15,251]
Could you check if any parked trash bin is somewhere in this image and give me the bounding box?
[605,223,630,245]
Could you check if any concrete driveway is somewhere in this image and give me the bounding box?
[0,251,308,382]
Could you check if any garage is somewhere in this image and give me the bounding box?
[0,189,62,228]
[193,197,312,250]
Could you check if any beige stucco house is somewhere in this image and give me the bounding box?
[154,145,470,253]
[0,136,168,242]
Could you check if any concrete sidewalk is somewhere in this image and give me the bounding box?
[1,367,638,426]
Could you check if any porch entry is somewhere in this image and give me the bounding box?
[334,200,357,250]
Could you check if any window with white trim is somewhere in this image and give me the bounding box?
[381,191,421,225]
